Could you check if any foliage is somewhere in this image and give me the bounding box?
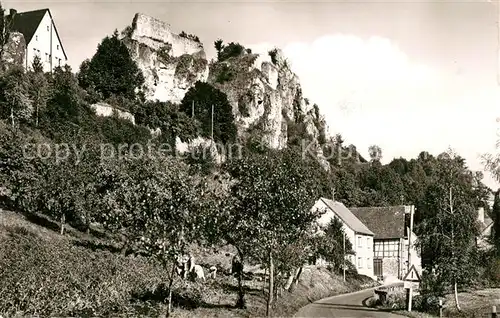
[0,65,33,126]
[268,48,279,65]
[415,150,481,300]
[215,64,235,83]
[180,81,237,144]
[179,31,200,43]
[492,190,500,255]
[310,217,353,272]
[31,55,44,73]
[214,40,246,62]
[96,115,151,146]
[135,100,200,147]
[78,30,144,100]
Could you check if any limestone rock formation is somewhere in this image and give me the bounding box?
[120,13,330,169]
[91,102,136,124]
[208,48,330,169]
[120,13,209,103]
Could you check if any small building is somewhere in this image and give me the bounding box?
[350,205,421,282]
[312,198,375,278]
[7,8,68,72]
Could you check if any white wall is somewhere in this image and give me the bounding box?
[25,11,67,72]
[401,231,422,277]
[312,199,375,279]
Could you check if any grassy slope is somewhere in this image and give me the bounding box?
[0,209,377,317]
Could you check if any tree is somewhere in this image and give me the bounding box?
[0,2,12,66]
[368,145,382,163]
[215,148,325,315]
[180,81,237,144]
[26,66,48,127]
[415,149,482,310]
[492,189,500,255]
[31,55,44,73]
[0,65,33,127]
[97,154,206,316]
[78,30,144,100]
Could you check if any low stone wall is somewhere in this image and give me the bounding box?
[91,102,135,125]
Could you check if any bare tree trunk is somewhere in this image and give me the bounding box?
[454,281,461,311]
[60,213,65,235]
[166,261,177,317]
[294,267,303,286]
[236,248,246,309]
[266,250,274,317]
[10,107,14,129]
[449,187,461,311]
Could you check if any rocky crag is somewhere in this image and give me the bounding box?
[120,13,329,168]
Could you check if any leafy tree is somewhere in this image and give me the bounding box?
[26,68,49,127]
[0,65,33,127]
[97,154,205,316]
[180,81,237,144]
[415,149,482,310]
[212,148,325,315]
[40,65,95,141]
[214,40,246,62]
[491,189,500,255]
[368,145,382,162]
[31,55,44,73]
[78,30,144,100]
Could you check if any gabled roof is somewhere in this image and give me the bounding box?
[8,8,68,60]
[350,206,408,240]
[319,198,374,236]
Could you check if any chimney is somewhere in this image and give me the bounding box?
[478,207,485,224]
[9,9,17,17]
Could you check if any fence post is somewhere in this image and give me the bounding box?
[492,305,497,318]
[439,299,443,318]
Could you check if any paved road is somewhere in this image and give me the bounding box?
[294,286,406,318]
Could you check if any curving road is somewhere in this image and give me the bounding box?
[294,286,406,318]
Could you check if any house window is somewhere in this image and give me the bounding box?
[35,35,38,41]
[45,53,49,62]
[374,240,400,258]
[367,237,371,249]
[357,257,362,269]
[367,258,372,269]
[357,236,362,248]
[57,45,60,50]
[47,25,49,31]
[58,58,61,66]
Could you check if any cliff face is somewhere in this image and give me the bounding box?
[120,13,209,103]
[121,14,329,168]
[208,50,329,167]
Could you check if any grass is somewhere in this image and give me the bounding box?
[0,209,378,317]
[441,288,500,317]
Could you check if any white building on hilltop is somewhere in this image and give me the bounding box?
[7,8,68,72]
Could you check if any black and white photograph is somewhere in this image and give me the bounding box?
[1,0,500,317]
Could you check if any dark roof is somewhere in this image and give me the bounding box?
[349,206,409,239]
[320,198,374,236]
[8,8,67,59]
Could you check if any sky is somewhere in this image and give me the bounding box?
[5,0,500,189]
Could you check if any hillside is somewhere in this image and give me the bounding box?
[0,209,376,317]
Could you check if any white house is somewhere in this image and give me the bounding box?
[312,198,375,279]
[7,8,68,72]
